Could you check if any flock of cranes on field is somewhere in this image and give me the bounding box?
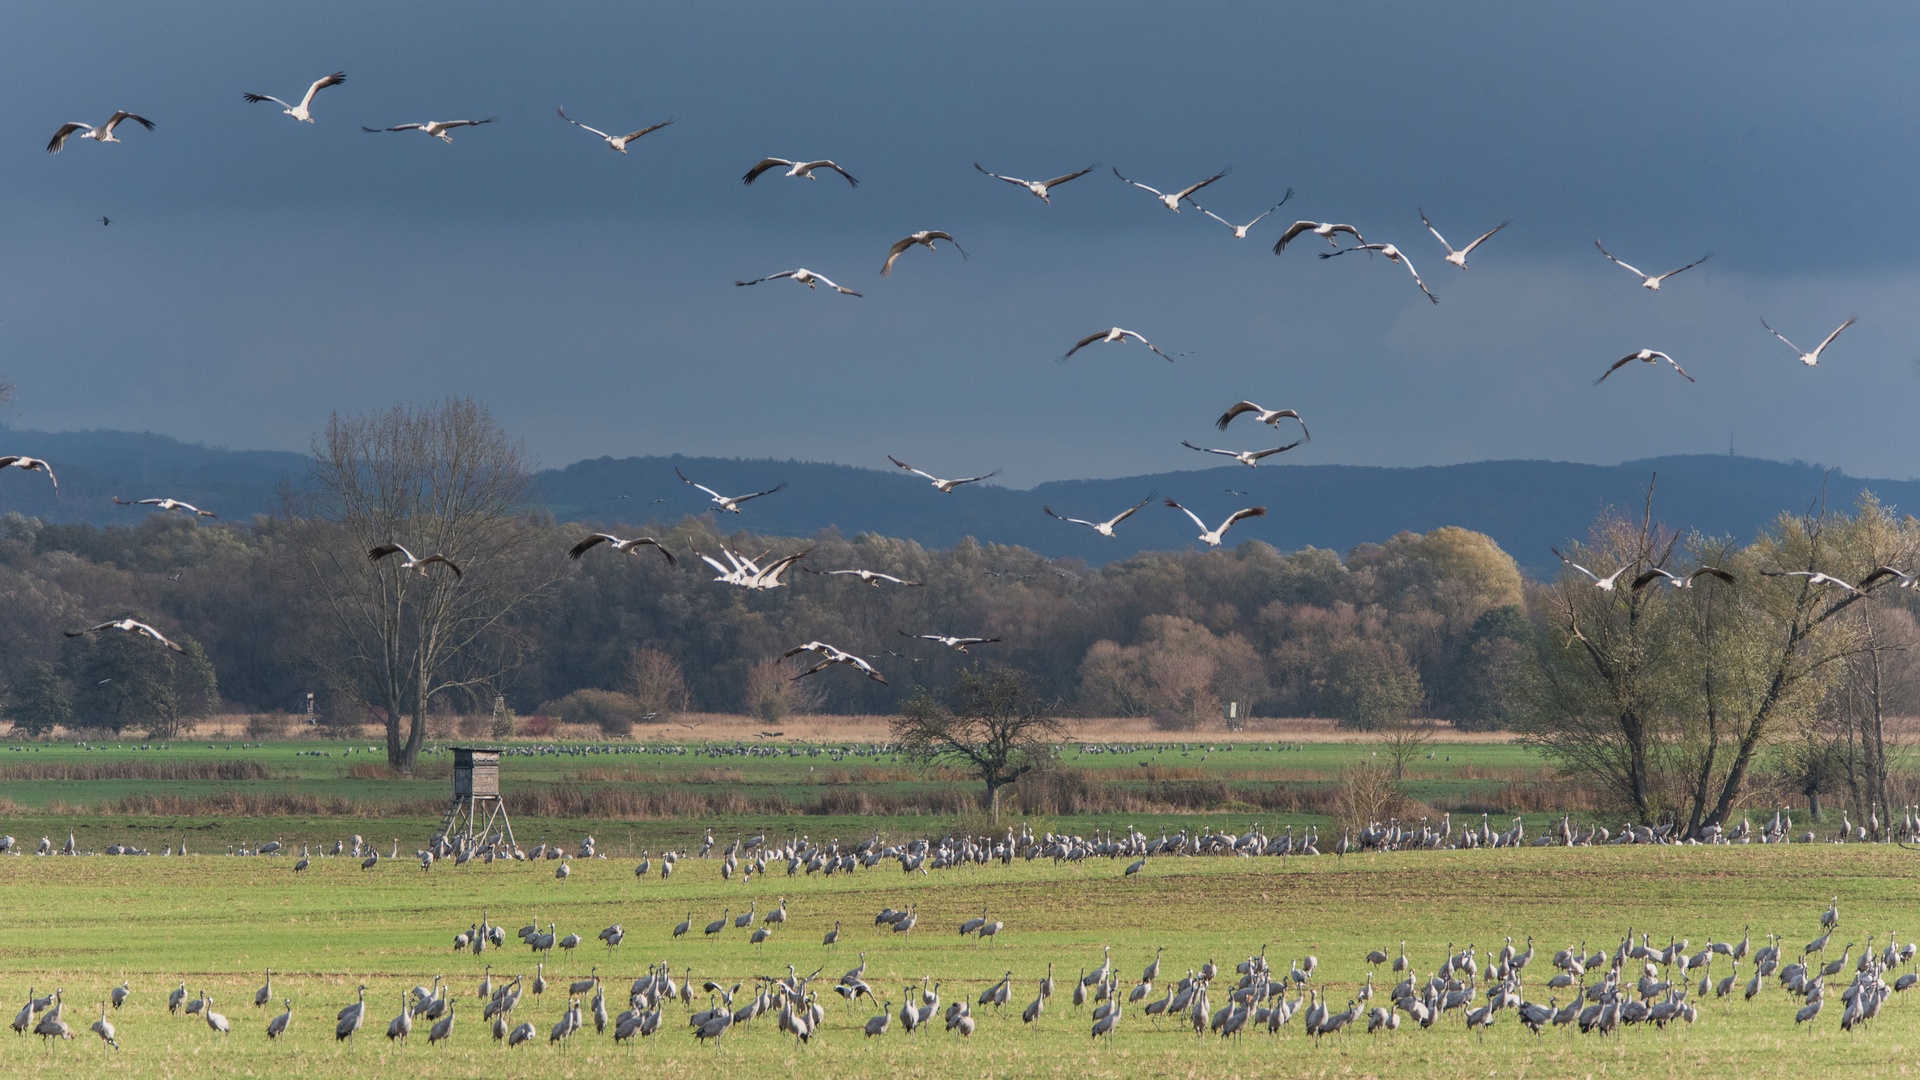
[16,890,1906,1056]
[16,790,1920,866]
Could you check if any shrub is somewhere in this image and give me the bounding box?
[245,713,288,739]
[519,714,554,737]
[536,689,644,736]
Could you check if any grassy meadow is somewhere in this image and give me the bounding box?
[0,732,1558,856]
[0,732,1914,1077]
[0,837,1913,1079]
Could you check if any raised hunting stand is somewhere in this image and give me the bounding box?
[438,746,516,851]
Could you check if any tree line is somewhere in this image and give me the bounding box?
[0,401,1530,763]
[1,398,1913,838]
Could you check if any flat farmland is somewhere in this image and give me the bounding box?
[0,839,1912,1079]
[0,735,1554,855]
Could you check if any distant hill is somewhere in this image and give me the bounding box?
[3,424,1913,568]
[0,426,309,525]
[538,453,1920,570]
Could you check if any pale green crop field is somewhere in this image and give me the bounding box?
[0,839,1912,1079]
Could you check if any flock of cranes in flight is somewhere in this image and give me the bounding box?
[18,59,1892,687]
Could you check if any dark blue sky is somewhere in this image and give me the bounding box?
[5,2,1917,485]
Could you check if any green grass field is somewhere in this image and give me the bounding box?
[0,736,1556,856]
[0,837,1914,1079]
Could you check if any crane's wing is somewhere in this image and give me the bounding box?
[1180,441,1237,458]
[809,273,861,296]
[368,543,411,563]
[131,621,185,652]
[1163,498,1209,531]
[299,72,346,109]
[848,658,887,683]
[617,120,675,142]
[1812,315,1857,357]
[673,466,730,503]
[887,455,939,483]
[1655,352,1695,382]
[782,642,829,659]
[1551,548,1602,582]
[1274,409,1309,439]
[926,231,966,258]
[1111,166,1165,197]
[1220,506,1267,532]
[791,659,836,680]
[1655,252,1712,281]
[567,534,615,560]
[46,122,90,153]
[1630,568,1676,591]
[1118,331,1179,361]
[1419,208,1453,252]
[1200,208,1235,229]
[1248,439,1305,461]
[629,538,675,564]
[1105,494,1155,526]
[420,555,463,578]
[1396,251,1439,304]
[1758,316,1800,354]
[1688,567,1735,586]
[742,158,792,184]
[808,161,859,187]
[973,162,1027,187]
[1245,190,1293,226]
[1458,220,1510,256]
[733,271,798,287]
[363,124,425,132]
[556,107,612,141]
[1272,221,1317,254]
[1171,166,1231,203]
[438,119,494,131]
[1043,506,1096,528]
[731,482,789,504]
[1042,165,1097,187]
[881,238,916,276]
[102,112,155,135]
[242,94,294,110]
[1060,332,1107,360]
[1593,354,1641,385]
[948,470,1002,487]
[1593,241,1646,279]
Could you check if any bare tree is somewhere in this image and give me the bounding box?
[745,655,822,723]
[288,397,557,775]
[625,647,689,721]
[894,668,1063,820]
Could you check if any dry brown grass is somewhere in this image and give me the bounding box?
[0,760,273,781]
[577,712,1525,745]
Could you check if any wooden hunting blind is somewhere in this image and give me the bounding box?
[440,746,516,850]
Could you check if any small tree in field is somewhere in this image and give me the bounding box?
[893,668,1063,820]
